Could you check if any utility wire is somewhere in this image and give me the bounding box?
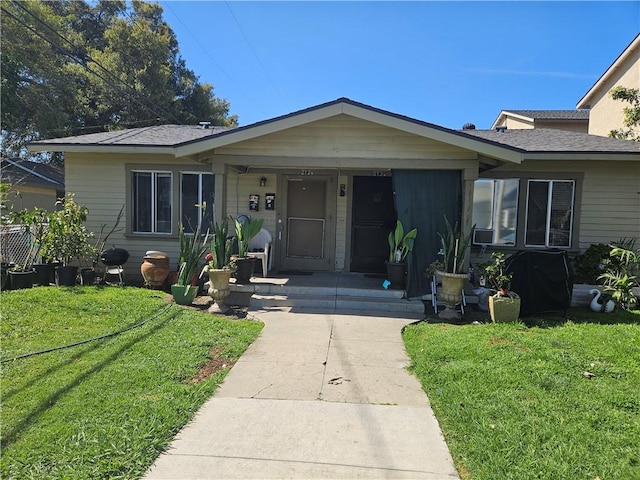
[6,2,183,127]
[161,1,261,120]
[0,305,175,364]
[224,2,290,111]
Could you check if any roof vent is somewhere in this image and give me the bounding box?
[199,121,212,129]
[495,125,507,133]
[462,123,476,130]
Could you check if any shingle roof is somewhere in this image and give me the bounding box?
[1,158,64,189]
[459,128,640,153]
[502,110,590,121]
[35,124,230,147]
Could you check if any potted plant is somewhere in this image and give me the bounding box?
[171,212,210,305]
[41,194,96,287]
[7,207,51,288]
[233,216,264,284]
[207,217,234,313]
[598,238,639,311]
[435,216,473,319]
[483,251,521,323]
[386,220,418,289]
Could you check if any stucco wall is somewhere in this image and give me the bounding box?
[584,46,640,138]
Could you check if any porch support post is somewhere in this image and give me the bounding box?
[211,162,227,224]
[462,167,478,267]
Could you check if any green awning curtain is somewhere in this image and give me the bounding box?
[392,170,462,297]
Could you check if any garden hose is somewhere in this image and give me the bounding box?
[0,304,174,364]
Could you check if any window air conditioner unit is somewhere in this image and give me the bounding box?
[473,229,494,245]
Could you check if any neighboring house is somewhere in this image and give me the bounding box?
[0,158,65,212]
[29,98,640,296]
[577,33,640,138]
[491,110,589,133]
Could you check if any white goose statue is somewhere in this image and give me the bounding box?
[589,289,615,313]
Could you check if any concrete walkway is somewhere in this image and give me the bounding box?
[143,308,459,479]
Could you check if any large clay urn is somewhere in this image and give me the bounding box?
[141,251,170,289]
[208,268,232,314]
[437,271,468,320]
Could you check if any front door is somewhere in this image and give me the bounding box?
[350,176,396,273]
[279,175,336,271]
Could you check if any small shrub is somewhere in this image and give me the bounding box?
[573,243,611,284]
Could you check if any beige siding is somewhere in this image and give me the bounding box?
[225,171,277,236]
[503,117,534,129]
[335,174,348,270]
[535,120,588,133]
[489,159,640,249]
[5,186,58,211]
[215,114,477,161]
[65,152,210,277]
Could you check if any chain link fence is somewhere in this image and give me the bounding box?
[0,224,43,267]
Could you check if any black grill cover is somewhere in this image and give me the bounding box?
[100,248,130,266]
[505,249,573,316]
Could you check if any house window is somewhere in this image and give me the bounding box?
[132,171,172,234]
[471,179,519,245]
[525,180,574,247]
[180,173,214,233]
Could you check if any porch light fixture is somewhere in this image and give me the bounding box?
[260,176,267,187]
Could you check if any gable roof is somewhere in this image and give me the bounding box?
[490,109,589,129]
[29,98,640,163]
[462,128,640,158]
[1,158,64,189]
[577,33,640,109]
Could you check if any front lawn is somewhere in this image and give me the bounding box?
[403,309,640,480]
[1,286,263,479]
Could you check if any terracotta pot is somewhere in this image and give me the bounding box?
[141,251,170,289]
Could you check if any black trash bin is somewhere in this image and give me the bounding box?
[505,249,573,316]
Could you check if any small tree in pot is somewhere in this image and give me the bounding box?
[41,194,95,286]
[386,220,417,289]
[482,251,521,323]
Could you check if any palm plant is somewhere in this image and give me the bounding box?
[598,238,639,310]
[234,217,264,258]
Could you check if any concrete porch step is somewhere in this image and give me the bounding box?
[250,292,425,314]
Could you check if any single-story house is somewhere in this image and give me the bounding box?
[1,157,65,212]
[29,97,640,296]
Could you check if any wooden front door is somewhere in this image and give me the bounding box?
[279,175,336,271]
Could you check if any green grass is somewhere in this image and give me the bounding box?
[403,309,640,480]
[1,286,263,479]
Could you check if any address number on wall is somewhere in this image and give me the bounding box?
[301,170,314,176]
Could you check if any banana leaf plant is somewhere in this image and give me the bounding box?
[387,220,418,263]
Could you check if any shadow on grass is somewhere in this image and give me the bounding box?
[2,309,180,447]
[523,307,640,328]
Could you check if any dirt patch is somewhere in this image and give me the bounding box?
[186,347,235,384]
[488,337,515,346]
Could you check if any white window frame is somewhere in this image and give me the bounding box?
[524,179,575,248]
[472,178,519,246]
[180,172,215,232]
[132,170,173,235]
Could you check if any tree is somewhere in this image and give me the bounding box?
[609,86,640,141]
[1,0,237,161]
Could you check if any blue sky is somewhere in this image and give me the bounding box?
[159,1,640,129]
